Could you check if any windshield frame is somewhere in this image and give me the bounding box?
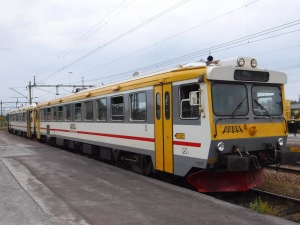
[211,82,249,117]
[251,84,283,116]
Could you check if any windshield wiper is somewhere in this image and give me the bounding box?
[232,96,247,118]
[254,99,271,117]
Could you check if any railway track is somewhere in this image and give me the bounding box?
[207,188,300,223]
[250,189,300,218]
[267,164,300,175]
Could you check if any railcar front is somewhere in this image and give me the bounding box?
[187,57,296,192]
[7,104,36,138]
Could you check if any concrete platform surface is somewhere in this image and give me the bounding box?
[0,130,298,225]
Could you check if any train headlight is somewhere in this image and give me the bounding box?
[278,138,284,147]
[251,59,257,68]
[237,57,245,67]
[217,142,225,152]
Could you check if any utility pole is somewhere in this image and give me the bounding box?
[27,76,95,104]
[0,101,29,114]
[29,81,32,105]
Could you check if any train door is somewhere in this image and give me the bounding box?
[154,83,173,174]
[26,110,31,138]
[36,109,41,139]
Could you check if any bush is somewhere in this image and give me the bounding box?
[249,197,277,215]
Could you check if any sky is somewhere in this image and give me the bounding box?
[0,0,299,113]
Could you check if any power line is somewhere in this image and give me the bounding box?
[35,0,259,85]
[35,0,134,77]
[77,0,260,77]
[79,21,300,85]
[40,0,192,82]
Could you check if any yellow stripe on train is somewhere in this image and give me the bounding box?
[213,122,287,140]
[290,146,300,152]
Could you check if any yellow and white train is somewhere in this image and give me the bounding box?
[7,56,297,192]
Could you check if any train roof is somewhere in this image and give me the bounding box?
[7,103,37,114]
[37,64,207,108]
[34,56,287,108]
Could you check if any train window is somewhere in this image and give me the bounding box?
[40,109,46,121]
[111,96,124,121]
[212,83,248,116]
[130,92,146,121]
[85,101,93,121]
[57,106,63,121]
[65,105,71,121]
[75,103,82,121]
[46,108,51,121]
[180,84,200,119]
[52,107,57,121]
[165,92,170,120]
[96,98,107,121]
[252,85,283,116]
[156,93,161,120]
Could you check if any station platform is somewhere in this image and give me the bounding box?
[0,130,298,225]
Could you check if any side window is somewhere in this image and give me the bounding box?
[41,109,46,121]
[180,84,200,119]
[130,92,146,121]
[75,103,82,121]
[52,107,57,121]
[96,98,107,121]
[165,92,170,120]
[111,96,124,121]
[46,108,51,121]
[58,106,63,121]
[156,93,161,120]
[85,101,93,121]
[65,105,71,121]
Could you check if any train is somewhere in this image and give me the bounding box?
[7,56,298,192]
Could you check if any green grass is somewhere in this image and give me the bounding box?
[249,197,278,215]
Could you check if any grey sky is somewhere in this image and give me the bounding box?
[0,0,299,112]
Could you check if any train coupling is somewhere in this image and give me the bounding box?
[219,145,261,172]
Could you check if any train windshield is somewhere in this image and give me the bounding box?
[252,85,283,116]
[212,83,248,116]
[212,83,283,117]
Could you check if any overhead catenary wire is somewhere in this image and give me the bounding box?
[35,0,134,77]
[76,21,300,85]
[77,0,260,76]
[51,10,300,87]
[32,0,260,82]
[39,0,192,83]
[6,2,300,104]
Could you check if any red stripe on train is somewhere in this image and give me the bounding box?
[40,127,201,147]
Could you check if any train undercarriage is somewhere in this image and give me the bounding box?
[9,131,298,192]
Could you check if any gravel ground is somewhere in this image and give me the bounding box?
[261,169,300,200]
